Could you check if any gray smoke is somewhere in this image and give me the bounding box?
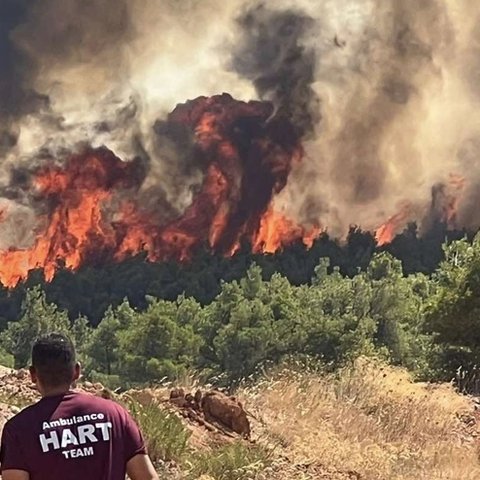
[272,0,477,236]
[2,0,480,250]
[0,0,133,117]
[331,0,446,204]
[231,3,320,137]
[0,0,45,155]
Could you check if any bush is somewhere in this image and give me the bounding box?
[126,399,191,463]
[87,371,122,391]
[0,347,13,368]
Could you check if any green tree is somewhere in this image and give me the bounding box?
[367,253,431,371]
[117,298,202,383]
[213,297,276,380]
[85,308,121,376]
[300,265,376,363]
[425,235,480,380]
[84,299,137,376]
[1,286,71,368]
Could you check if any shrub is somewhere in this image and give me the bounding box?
[126,399,191,463]
[0,347,14,368]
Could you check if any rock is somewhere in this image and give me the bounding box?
[0,365,13,377]
[169,388,187,407]
[170,388,185,399]
[15,369,29,380]
[126,388,158,406]
[166,387,252,439]
[201,390,251,438]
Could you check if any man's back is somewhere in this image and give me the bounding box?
[1,391,145,480]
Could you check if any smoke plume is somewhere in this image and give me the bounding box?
[1,0,480,253]
[231,3,320,137]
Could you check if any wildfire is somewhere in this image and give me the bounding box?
[0,94,315,287]
[375,204,412,247]
[375,173,466,246]
[1,92,465,288]
[253,208,320,253]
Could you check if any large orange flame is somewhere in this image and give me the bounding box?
[0,94,318,287]
[253,208,320,253]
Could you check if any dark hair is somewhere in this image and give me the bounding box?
[31,333,76,388]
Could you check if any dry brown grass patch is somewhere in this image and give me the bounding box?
[243,357,480,480]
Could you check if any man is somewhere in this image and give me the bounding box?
[0,333,158,480]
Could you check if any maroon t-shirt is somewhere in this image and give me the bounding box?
[0,391,146,479]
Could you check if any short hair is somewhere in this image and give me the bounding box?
[31,333,76,388]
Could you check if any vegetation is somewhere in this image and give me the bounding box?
[126,398,191,463]
[186,442,272,480]
[0,224,467,327]
[241,357,480,480]
[1,356,475,480]
[1,229,480,391]
[2,229,480,479]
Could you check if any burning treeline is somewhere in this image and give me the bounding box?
[1,0,480,286]
[0,95,318,287]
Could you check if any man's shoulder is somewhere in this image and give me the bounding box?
[4,393,128,430]
[3,401,41,431]
[71,392,129,417]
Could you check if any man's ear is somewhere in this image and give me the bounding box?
[29,365,37,384]
[73,362,81,382]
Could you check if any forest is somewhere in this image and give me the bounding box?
[0,223,478,390]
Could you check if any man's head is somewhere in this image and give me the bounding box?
[30,333,80,396]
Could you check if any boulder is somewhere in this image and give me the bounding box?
[201,390,251,438]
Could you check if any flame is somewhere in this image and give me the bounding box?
[0,151,140,286]
[0,94,319,287]
[0,84,470,287]
[253,208,321,253]
[374,173,467,247]
[375,203,412,247]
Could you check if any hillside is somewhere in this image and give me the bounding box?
[1,358,479,480]
[3,1,480,478]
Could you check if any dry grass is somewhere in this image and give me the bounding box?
[2,359,478,479]
[185,442,272,480]
[242,357,480,480]
[125,397,191,464]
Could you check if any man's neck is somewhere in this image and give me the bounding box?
[41,385,72,398]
